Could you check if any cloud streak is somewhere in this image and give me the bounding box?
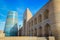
[0,13,6,17]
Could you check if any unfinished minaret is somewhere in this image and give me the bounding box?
[4,11,18,36]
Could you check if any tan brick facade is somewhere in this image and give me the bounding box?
[19,0,60,40]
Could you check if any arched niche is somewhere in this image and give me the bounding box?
[44,9,49,20]
[38,27,42,37]
[34,28,37,36]
[38,14,42,23]
[44,23,52,37]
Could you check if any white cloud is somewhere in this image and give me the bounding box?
[0,13,6,17]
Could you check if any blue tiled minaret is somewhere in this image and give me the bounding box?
[4,11,18,36]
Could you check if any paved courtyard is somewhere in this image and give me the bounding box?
[0,36,55,40]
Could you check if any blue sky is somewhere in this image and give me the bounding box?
[0,0,49,30]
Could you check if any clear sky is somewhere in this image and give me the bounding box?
[0,0,49,30]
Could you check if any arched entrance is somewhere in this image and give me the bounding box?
[34,28,37,36]
[44,23,52,37]
[38,27,42,37]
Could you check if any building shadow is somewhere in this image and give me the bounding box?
[10,24,18,36]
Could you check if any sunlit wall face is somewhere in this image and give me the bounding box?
[4,11,18,36]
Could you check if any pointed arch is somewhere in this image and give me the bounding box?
[44,23,52,37]
[38,14,42,23]
[34,18,37,25]
[34,28,37,36]
[44,9,49,19]
[38,26,42,37]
